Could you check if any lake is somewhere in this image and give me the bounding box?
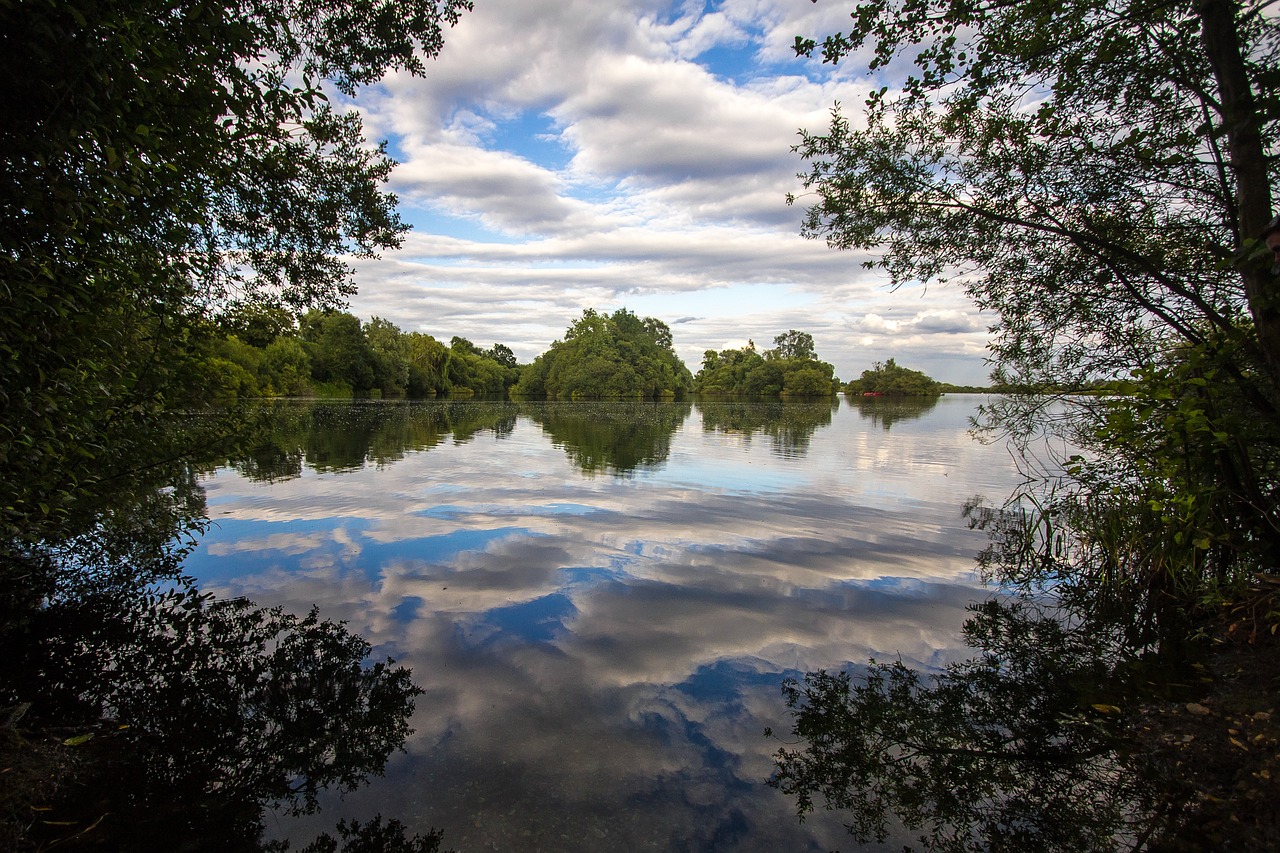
[182,394,1032,852]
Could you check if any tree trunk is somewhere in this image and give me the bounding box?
[1198,0,1280,386]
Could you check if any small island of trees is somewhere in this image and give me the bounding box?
[511,308,693,399]
[695,330,839,397]
[844,358,941,396]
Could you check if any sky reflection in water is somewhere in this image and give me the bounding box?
[185,396,1029,852]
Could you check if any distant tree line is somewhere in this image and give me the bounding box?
[695,330,839,397]
[207,308,1022,405]
[202,305,520,399]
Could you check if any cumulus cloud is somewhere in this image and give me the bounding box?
[336,0,993,385]
[857,309,981,336]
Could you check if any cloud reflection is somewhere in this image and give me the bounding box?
[191,397,1022,851]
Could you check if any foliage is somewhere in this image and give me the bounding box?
[770,599,1164,852]
[1,2,471,843]
[484,343,519,368]
[790,0,1280,630]
[792,0,1280,386]
[512,309,693,399]
[846,358,941,396]
[0,0,469,553]
[695,331,838,397]
[971,345,1280,650]
[302,311,379,394]
[778,0,1280,845]
[195,312,520,399]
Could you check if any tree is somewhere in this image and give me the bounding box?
[221,303,300,349]
[1,0,470,550]
[513,309,693,399]
[771,330,817,361]
[781,4,1280,845]
[792,0,1279,387]
[301,311,377,394]
[366,317,412,397]
[694,331,837,397]
[791,1,1280,581]
[262,337,314,397]
[484,343,518,368]
[406,332,451,397]
[846,359,941,396]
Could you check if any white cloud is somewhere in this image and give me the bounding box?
[337,0,994,386]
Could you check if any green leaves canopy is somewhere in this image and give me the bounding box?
[793,0,1280,391]
[793,0,1280,591]
[781,2,1280,845]
[513,309,693,399]
[846,358,941,396]
[695,331,837,397]
[0,0,469,546]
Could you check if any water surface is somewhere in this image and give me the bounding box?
[184,395,1027,851]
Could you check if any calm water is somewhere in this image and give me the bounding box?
[184,395,1030,852]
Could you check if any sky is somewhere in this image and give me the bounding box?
[342,0,995,385]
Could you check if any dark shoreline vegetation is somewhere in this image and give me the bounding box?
[2,0,1278,852]
[764,1,1280,851]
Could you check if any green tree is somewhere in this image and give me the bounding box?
[262,337,315,397]
[771,330,817,361]
[483,343,518,368]
[791,0,1280,579]
[846,358,942,396]
[694,331,837,397]
[221,303,299,349]
[366,317,412,397]
[301,311,377,395]
[406,332,451,397]
[792,0,1279,386]
[514,309,692,399]
[1,0,470,549]
[779,3,1280,845]
[205,335,267,398]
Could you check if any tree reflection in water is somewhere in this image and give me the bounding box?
[222,399,519,482]
[848,394,942,431]
[523,400,693,475]
[768,492,1192,851]
[698,398,839,457]
[769,596,1171,852]
[0,414,439,852]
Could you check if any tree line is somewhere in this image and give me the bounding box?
[205,305,520,399]
[204,308,937,401]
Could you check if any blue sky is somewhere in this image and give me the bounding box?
[343,0,994,385]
